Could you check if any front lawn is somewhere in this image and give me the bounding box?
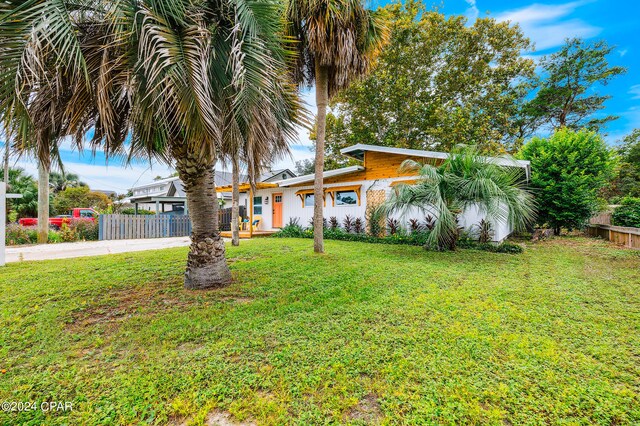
[1,237,639,425]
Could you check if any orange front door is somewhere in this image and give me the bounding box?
[272,193,283,228]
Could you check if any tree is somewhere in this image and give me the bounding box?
[0,1,302,289]
[6,168,38,220]
[286,0,388,253]
[520,129,615,235]
[380,145,535,250]
[322,0,535,164]
[524,38,626,132]
[295,159,315,175]
[49,172,87,193]
[52,186,111,215]
[611,129,640,198]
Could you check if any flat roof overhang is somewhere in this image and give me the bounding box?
[215,182,279,192]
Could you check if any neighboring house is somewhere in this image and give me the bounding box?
[222,144,531,242]
[127,169,296,214]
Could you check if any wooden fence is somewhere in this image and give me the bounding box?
[587,224,640,249]
[99,214,192,240]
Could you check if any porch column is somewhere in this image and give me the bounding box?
[135,203,139,215]
[249,189,254,239]
[155,200,160,215]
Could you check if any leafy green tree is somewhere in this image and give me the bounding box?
[523,38,626,133]
[295,159,315,175]
[322,0,535,166]
[610,129,640,198]
[381,145,535,250]
[520,129,615,235]
[286,0,388,253]
[52,186,111,215]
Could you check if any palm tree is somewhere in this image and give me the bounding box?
[1,0,302,288]
[381,145,536,250]
[286,0,387,253]
[50,172,87,193]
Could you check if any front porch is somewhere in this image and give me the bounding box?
[220,230,277,239]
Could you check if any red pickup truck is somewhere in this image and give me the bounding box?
[19,208,98,229]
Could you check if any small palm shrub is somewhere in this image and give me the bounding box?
[387,218,400,235]
[354,217,364,234]
[423,215,435,231]
[475,219,493,243]
[329,216,339,230]
[409,218,422,233]
[343,215,354,233]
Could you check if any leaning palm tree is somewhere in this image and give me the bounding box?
[1,0,303,288]
[380,145,536,250]
[286,0,388,253]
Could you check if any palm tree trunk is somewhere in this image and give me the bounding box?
[3,142,8,187]
[313,64,329,253]
[231,154,240,246]
[37,159,49,244]
[176,155,231,290]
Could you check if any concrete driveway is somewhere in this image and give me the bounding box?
[6,237,193,263]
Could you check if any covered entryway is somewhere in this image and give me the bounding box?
[272,193,283,228]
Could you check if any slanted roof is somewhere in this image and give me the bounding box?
[340,143,530,169]
[276,165,365,187]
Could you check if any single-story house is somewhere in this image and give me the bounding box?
[218,144,531,242]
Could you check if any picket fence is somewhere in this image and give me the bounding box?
[99,214,192,240]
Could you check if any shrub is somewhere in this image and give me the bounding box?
[120,208,155,215]
[387,218,400,235]
[328,216,339,230]
[70,218,100,241]
[60,223,77,242]
[353,217,364,234]
[342,215,354,233]
[409,218,421,233]
[476,242,524,254]
[423,215,435,231]
[475,219,493,243]
[611,197,640,228]
[5,223,31,245]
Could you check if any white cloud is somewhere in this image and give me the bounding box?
[619,49,628,57]
[629,84,640,100]
[494,1,601,51]
[464,0,480,22]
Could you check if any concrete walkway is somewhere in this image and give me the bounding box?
[6,237,193,263]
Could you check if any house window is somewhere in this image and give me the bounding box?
[253,196,263,215]
[304,193,314,207]
[282,173,287,180]
[335,190,358,206]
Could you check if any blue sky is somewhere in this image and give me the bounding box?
[2,0,639,193]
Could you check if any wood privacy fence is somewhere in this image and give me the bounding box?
[99,214,192,240]
[587,224,640,249]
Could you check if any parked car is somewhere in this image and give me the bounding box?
[18,208,98,229]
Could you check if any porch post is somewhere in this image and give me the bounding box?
[249,189,254,239]
[135,203,139,215]
[155,200,160,215]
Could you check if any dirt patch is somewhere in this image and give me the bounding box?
[345,394,383,423]
[205,410,256,426]
[67,281,253,332]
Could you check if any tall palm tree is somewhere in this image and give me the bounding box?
[286,0,387,253]
[1,0,302,288]
[381,145,536,250]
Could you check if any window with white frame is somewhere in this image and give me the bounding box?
[253,196,263,215]
[304,193,314,207]
[335,190,358,206]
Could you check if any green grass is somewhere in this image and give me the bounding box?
[1,237,639,425]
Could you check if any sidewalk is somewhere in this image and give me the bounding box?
[6,237,193,263]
